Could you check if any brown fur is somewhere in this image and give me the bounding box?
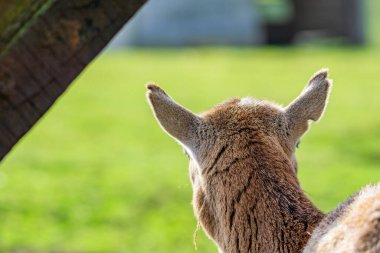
[146,69,379,253]
[189,99,324,253]
[304,184,380,253]
[146,70,330,253]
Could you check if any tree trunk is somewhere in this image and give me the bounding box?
[0,0,146,160]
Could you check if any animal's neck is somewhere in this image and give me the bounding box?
[241,172,324,253]
[204,145,324,253]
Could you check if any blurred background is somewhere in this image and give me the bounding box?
[1,0,380,252]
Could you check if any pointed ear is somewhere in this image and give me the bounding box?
[146,83,201,153]
[285,69,332,141]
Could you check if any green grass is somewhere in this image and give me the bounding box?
[1,47,380,252]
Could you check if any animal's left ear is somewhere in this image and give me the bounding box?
[146,83,202,161]
[285,69,332,142]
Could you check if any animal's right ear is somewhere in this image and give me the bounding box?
[285,69,332,143]
[146,84,201,158]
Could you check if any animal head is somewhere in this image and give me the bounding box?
[146,69,331,251]
[147,69,331,174]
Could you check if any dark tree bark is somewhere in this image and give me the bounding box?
[0,0,146,161]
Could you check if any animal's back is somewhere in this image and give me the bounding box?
[303,183,380,253]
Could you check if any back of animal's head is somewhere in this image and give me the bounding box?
[147,69,331,174]
[146,69,332,246]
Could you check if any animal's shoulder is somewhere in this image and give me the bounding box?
[303,183,380,253]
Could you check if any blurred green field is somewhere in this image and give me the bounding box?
[0,47,380,252]
[2,1,380,249]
